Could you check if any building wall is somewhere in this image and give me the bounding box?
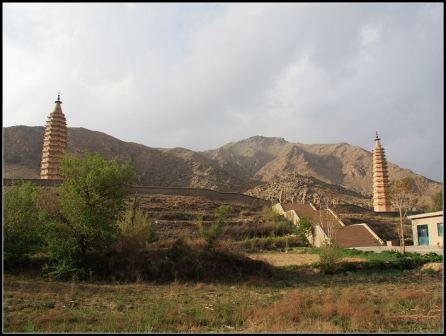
[312,225,329,247]
[411,215,443,247]
[272,203,285,215]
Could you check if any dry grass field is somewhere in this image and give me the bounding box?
[3,194,443,333]
[4,262,443,333]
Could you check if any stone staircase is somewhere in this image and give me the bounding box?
[335,225,382,247]
[279,202,383,247]
[282,203,344,233]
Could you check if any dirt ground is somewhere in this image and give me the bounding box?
[247,252,364,267]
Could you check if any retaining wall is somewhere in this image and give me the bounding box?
[3,179,270,207]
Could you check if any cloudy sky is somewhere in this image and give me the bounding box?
[3,3,444,181]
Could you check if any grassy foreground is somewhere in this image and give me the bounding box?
[4,250,443,333]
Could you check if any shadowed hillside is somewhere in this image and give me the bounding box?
[4,126,250,192]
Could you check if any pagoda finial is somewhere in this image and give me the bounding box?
[375,131,380,141]
[55,92,62,104]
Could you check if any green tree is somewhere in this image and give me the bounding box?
[46,152,135,279]
[4,182,46,266]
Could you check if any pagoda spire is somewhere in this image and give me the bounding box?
[372,132,391,212]
[40,94,68,179]
[55,92,62,104]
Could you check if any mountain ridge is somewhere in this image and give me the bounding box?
[3,126,442,207]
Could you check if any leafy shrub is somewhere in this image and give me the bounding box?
[318,245,343,274]
[295,217,312,243]
[118,205,158,245]
[215,204,233,220]
[422,252,443,263]
[200,204,232,248]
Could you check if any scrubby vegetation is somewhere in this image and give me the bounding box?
[107,239,276,282]
[3,153,279,282]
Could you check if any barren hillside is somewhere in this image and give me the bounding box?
[4,127,442,207]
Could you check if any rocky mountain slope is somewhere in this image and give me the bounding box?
[3,126,250,192]
[203,136,442,206]
[3,127,442,207]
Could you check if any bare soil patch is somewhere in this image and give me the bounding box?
[247,251,364,267]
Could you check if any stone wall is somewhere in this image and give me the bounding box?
[3,179,270,207]
[3,178,63,187]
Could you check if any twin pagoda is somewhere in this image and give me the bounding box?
[38,94,393,212]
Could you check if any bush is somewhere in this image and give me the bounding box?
[234,235,307,252]
[118,203,158,246]
[318,245,343,274]
[3,182,47,267]
[101,204,159,281]
[200,204,232,248]
[200,222,223,247]
[295,217,312,243]
[422,252,443,263]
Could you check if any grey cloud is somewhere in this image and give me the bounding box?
[3,3,443,181]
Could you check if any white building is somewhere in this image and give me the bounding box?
[408,211,443,247]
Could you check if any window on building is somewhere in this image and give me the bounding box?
[417,224,429,246]
[437,223,443,237]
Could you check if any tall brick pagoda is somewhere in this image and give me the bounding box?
[40,93,67,179]
[372,132,391,212]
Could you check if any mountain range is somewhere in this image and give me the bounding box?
[3,126,442,207]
